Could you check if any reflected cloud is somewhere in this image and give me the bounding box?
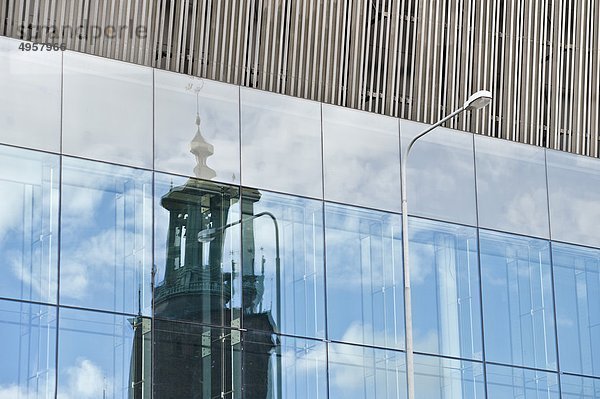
[323,105,401,212]
[241,88,322,198]
[402,122,477,225]
[58,358,112,399]
[475,135,549,238]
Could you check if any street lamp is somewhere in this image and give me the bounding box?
[402,90,492,399]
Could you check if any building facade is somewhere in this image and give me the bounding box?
[2,0,600,158]
[1,27,600,399]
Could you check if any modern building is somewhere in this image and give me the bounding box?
[1,3,600,399]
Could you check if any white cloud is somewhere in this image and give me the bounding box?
[58,358,112,399]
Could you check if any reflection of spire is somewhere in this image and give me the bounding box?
[188,82,216,180]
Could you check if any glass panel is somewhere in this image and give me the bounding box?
[414,353,484,399]
[401,120,477,226]
[325,203,404,349]
[322,105,401,212]
[480,230,557,370]
[60,157,152,315]
[561,374,600,398]
[154,70,240,184]
[475,135,549,238]
[62,52,153,168]
[153,320,240,399]
[154,172,241,327]
[0,145,58,303]
[240,88,322,198]
[486,364,559,399]
[0,300,56,399]
[241,332,326,399]
[328,343,406,399]
[0,36,61,152]
[241,189,325,338]
[552,243,600,376]
[547,150,600,248]
[57,308,151,399]
[409,217,482,359]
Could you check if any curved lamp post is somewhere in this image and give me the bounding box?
[402,90,492,399]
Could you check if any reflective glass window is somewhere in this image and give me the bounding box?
[153,320,239,399]
[414,353,485,399]
[323,105,401,212]
[486,364,559,398]
[325,203,404,349]
[0,37,61,152]
[241,189,325,338]
[154,172,241,327]
[60,157,152,315]
[552,243,600,376]
[242,332,326,399]
[0,145,58,304]
[475,135,550,238]
[240,88,322,198]
[547,150,600,248]
[561,374,600,398]
[328,343,406,399]
[57,308,151,399]
[155,70,240,184]
[401,120,477,225]
[0,299,56,399]
[480,230,557,370]
[409,217,482,360]
[62,52,153,168]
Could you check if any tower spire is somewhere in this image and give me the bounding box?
[188,81,216,180]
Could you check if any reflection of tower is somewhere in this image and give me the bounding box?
[130,80,275,399]
[189,82,217,181]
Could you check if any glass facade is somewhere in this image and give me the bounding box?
[2,36,600,397]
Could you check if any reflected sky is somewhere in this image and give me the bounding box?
[561,374,600,398]
[0,36,61,152]
[60,157,152,316]
[0,145,59,304]
[154,70,240,184]
[409,217,482,360]
[401,120,477,226]
[480,230,557,370]
[0,299,56,399]
[486,364,559,399]
[241,88,323,198]
[475,135,550,238]
[325,203,404,349]
[552,242,600,377]
[414,354,485,399]
[547,149,600,248]
[62,52,153,169]
[323,105,401,212]
[328,343,407,399]
[57,308,146,399]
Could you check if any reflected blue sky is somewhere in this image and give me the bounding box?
[0,146,59,304]
[60,158,152,316]
[325,203,404,349]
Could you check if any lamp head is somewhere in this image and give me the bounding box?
[464,90,492,110]
[197,227,217,243]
